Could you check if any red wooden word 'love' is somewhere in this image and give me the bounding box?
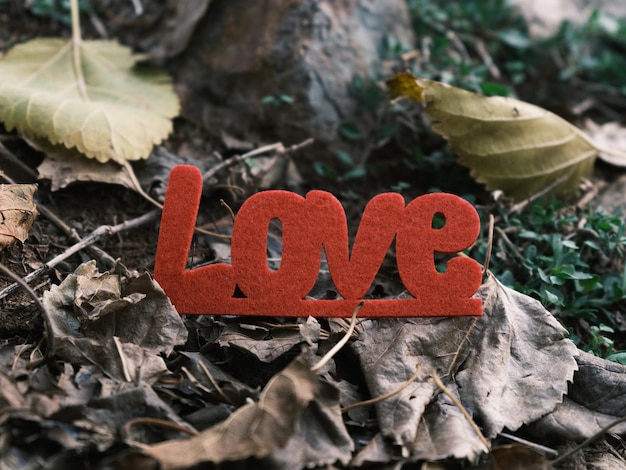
[154,165,482,317]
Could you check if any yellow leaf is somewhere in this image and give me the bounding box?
[388,72,600,200]
[0,38,179,164]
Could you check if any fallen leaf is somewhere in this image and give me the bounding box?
[217,317,321,362]
[142,353,317,469]
[0,184,37,250]
[37,149,135,191]
[584,119,626,167]
[261,378,354,469]
[43,261,187,382]
[529,350,626,440]
[351,276,578,460]
[176,351,257,406]
[388,71,600,200]
[0,38,179,163]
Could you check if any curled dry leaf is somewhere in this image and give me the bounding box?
[43,260,187,383]
[142,353,318,469]
[0,38,179,163]
[388,71,601,200]
[0,184,37,251]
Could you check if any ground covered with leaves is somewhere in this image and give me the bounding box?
[2,1,626,469]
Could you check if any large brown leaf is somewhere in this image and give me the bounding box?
[351,276,578,461]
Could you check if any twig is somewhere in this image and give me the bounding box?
[509,176,568,214]
[197,359,233,405]
[483,213,494,273]
[0,142,39,180]
[129,0,144,16]
[122,417,198,441]
[494,226,527,265]
[36,204,116,267]
[475,40,501,79]
[0,262,55,368]
[432,371,490,454]
[341,363,421,413]
[311,302,362,373]
[202,137,313,184]
[0,210,160,300]
[499,432,558,458]
[220,199,235,223]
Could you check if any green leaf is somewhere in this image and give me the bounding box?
[334,148,355,167]
[0,38,179,163]
[341,166,366,180]
[338,122,364,141]
[387,72,603,200]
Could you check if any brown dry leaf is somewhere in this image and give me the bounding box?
[351,276,578,461]
[142,353,317,469]
[530,350,626,440]
[261,378,354,468]
[0,184,37,251]
[584,119,626,167]
[216,317,321,363]
[388,71,605,200]
[43,260,187,382]
[37,149,135,191]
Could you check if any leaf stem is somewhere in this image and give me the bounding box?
[70,0,88,100]
[311,302,362,373]
[432,372,491,454]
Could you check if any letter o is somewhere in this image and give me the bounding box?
[231,191,321,301]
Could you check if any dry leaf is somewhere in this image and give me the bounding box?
[388,72,600,200]
[261,378,354,468]
[351,276,578,461]
[530,350,626,440]
[43,261,187,382]
[217,317,321,362]
[0,38,179,163]
[0,184,37,251]
[37,149,135,191]
[584,119,626,167]
[142,353,317,469]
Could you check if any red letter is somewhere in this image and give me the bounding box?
[309,191,405,299]
[396,194,481,315]
[154,166,235,314]
[231,191,322,300]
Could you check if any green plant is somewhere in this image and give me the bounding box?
[28,0,86,25]
[473,198,626,358]
[261,94,294,107]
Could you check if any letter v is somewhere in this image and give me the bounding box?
[306,191,405,300]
